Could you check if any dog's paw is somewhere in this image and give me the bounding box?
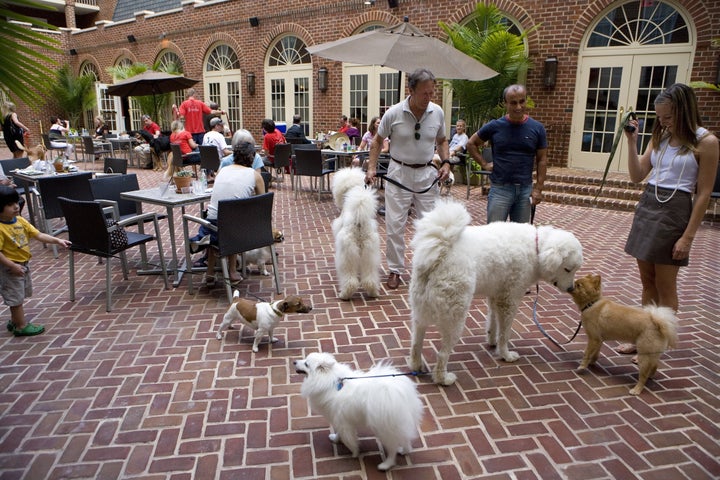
[338,290,352,301]
[575,366,589,374]
[215,332,223,340]
[328,433,339,443]
[629,385,643,395]
[377,459,396,471]
[434,371,457,386]
[251,346,259,353]
[501,350,520,363]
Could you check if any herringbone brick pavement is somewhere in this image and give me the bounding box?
[0,165,718,479]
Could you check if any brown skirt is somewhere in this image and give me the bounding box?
[624,184,691,266]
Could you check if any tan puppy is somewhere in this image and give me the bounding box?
[217,291,312,352]
[568,274,678,395]
[15,141,46,162]
[431,155,454,196]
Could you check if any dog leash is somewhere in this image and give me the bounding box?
[531,284,583,351]
[337,371,427,390]
[378,175,440,194]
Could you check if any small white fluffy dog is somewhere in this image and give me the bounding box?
[331,168,381,300]
[410,200,583,385]
[294,352,423,471]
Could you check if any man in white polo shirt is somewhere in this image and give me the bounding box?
[364,68,451,290]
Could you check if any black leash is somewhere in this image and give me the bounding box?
[381,175,440,194]
[530,284,583,351]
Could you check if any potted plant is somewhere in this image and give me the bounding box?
[173,169,193,193]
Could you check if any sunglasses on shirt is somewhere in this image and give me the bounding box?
[414,122,421,140]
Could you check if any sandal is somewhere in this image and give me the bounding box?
[13,323,45,337]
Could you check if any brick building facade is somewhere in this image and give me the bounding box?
[7,0,720,171]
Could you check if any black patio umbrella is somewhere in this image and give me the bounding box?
[106,71,199,122]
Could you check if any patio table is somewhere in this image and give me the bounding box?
[121,185,210,287]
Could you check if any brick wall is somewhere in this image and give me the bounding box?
[7,0,720,167]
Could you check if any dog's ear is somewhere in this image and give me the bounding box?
[591,274,601,291]
[280,301,289,312]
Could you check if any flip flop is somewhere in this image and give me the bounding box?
[13,323,45,337]
[6,320,13,332]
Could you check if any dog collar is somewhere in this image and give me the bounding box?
[270,302,284,317]
[581,301,595,312]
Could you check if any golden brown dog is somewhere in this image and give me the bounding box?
[216,291,312,352]
[568,274,678,395]
[15,140,46,162]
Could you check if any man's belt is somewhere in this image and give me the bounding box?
[391,157,432,169]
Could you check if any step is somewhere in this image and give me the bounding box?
[542,190,638,213]
[543,180,643,202]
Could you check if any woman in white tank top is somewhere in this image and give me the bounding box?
[619,83,718,356]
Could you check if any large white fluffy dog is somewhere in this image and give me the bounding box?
[409,200,583,385]
[331,168,381,300]
[294,352,423,471]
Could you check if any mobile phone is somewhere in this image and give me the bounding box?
[624,112,637,133]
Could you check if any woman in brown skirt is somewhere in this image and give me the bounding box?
[619,84,718,354]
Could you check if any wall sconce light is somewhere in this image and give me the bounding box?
[364,0,375,5]
[127,34,137,43]
[247,72,256,95]
[249,17,259,27]
[318,67,328,92]
[544,56,558,88]
[388,0,399,7]
[69,48,77,56]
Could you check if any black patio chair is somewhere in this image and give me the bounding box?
[182,192,280,303]
[198,145,221,175]
[35,172,94,257]
[293,148,334,201]
[103,157,128,174]
[58,197,169,312]
[272,143,293,188]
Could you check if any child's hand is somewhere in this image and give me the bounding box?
[58,239,72,248]
[10,263,25,277]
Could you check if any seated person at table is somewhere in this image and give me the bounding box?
[0,186,71,336]
[345,117,361,143]
[203,117,232,167]
[169,119,201,166]
[352,116,389,167]
[93,116,110,138]
[448,119,469,158]
[261,118,286,167]
[285,114,311,144]
[191,138,266,287]
[134,114,163,169]
[48,116,74,159]
[219,129,265,171]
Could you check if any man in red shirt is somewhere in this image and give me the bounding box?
[261,118,286,167]
[338,115,349,133]
[173,88,221,146]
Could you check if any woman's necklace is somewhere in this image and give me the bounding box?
[654,138,686,203]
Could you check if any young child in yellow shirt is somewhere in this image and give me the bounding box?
[0,186,71,336]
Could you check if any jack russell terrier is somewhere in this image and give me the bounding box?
[217,291,312,352]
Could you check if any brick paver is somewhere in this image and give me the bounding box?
[0,164,718,479]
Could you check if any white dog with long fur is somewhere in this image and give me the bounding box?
[294,352,423,471]
[409,200,583,385]
[331,168,381,300]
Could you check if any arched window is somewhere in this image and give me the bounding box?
[80,61,99,81]
[265,35,312,135]
[569,0,694,172]
[205,44,242,131]
[156,51,183,73]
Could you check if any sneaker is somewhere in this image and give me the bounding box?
[13,323,45,336]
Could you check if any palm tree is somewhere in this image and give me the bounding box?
[0,0,61,106]
[439,4,536,131]
[49,65,97,129]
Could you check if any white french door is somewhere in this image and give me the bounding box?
[570,53,689,171]
[343,65,401,134]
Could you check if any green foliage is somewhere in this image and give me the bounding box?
[689,81,720,93]
[0,0,61,106]
[48,65,97,128]
[106,60,183,128]
[440,4,536,130]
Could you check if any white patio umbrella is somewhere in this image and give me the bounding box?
[306,19,498,81]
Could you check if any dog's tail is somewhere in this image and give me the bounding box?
[14,140,27,152]
[341,185,377,223]
[411,199,470,259]
[644,305,679,349]
[233,289,240,299]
